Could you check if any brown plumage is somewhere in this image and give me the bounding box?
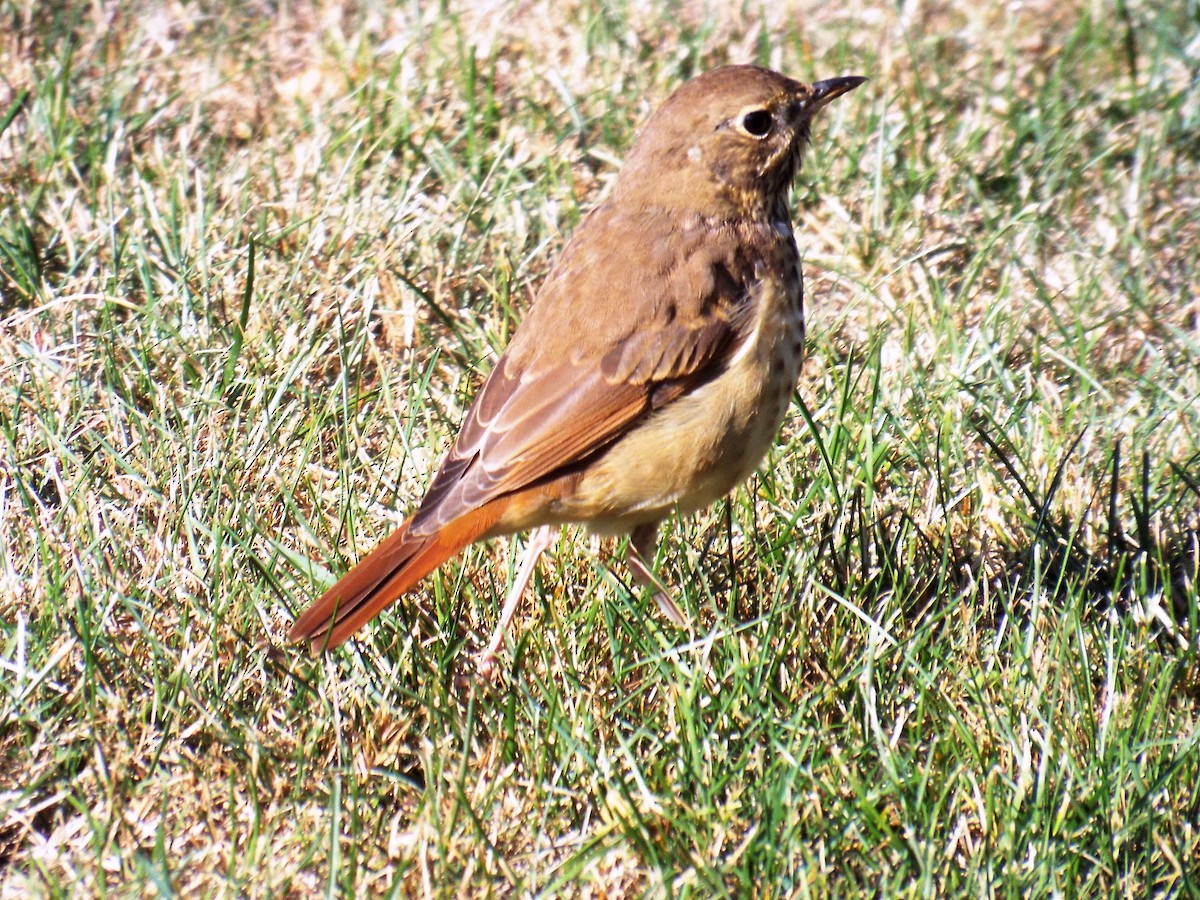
[289,65,866,671]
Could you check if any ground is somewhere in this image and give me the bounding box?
[1,0,1198,895]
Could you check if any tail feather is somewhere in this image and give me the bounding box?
[289,500,509,652]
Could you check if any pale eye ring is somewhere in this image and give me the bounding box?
[739,109,773,138]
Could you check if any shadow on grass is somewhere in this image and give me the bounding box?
[804,426,1199,654]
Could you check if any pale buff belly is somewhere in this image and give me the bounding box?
[555,324,803,535]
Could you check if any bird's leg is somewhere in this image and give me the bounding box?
[626,522,689,627]
[476,524,557,679]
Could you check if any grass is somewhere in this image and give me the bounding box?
[2,0,1199,895]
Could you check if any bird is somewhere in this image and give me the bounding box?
[289,64,866,675]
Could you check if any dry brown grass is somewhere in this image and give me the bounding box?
[2,0,1198,895]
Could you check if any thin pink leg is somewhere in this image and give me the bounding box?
[476,525,556,678]
[627,522,688,627]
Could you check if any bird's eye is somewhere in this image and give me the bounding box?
[740,109,773,137]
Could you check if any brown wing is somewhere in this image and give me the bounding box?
[407,203,772,537]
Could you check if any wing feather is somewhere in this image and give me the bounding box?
[408,204,781,537]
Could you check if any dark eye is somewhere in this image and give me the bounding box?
[740,109,772,137]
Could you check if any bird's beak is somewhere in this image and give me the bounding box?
[806,76,868,111]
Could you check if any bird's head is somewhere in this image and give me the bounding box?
[615,65,866,220]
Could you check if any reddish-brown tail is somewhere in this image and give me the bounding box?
[289,500,511,652]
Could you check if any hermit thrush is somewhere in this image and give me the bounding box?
[290,65,866,672]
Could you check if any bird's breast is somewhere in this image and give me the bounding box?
[567,240,805,533]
